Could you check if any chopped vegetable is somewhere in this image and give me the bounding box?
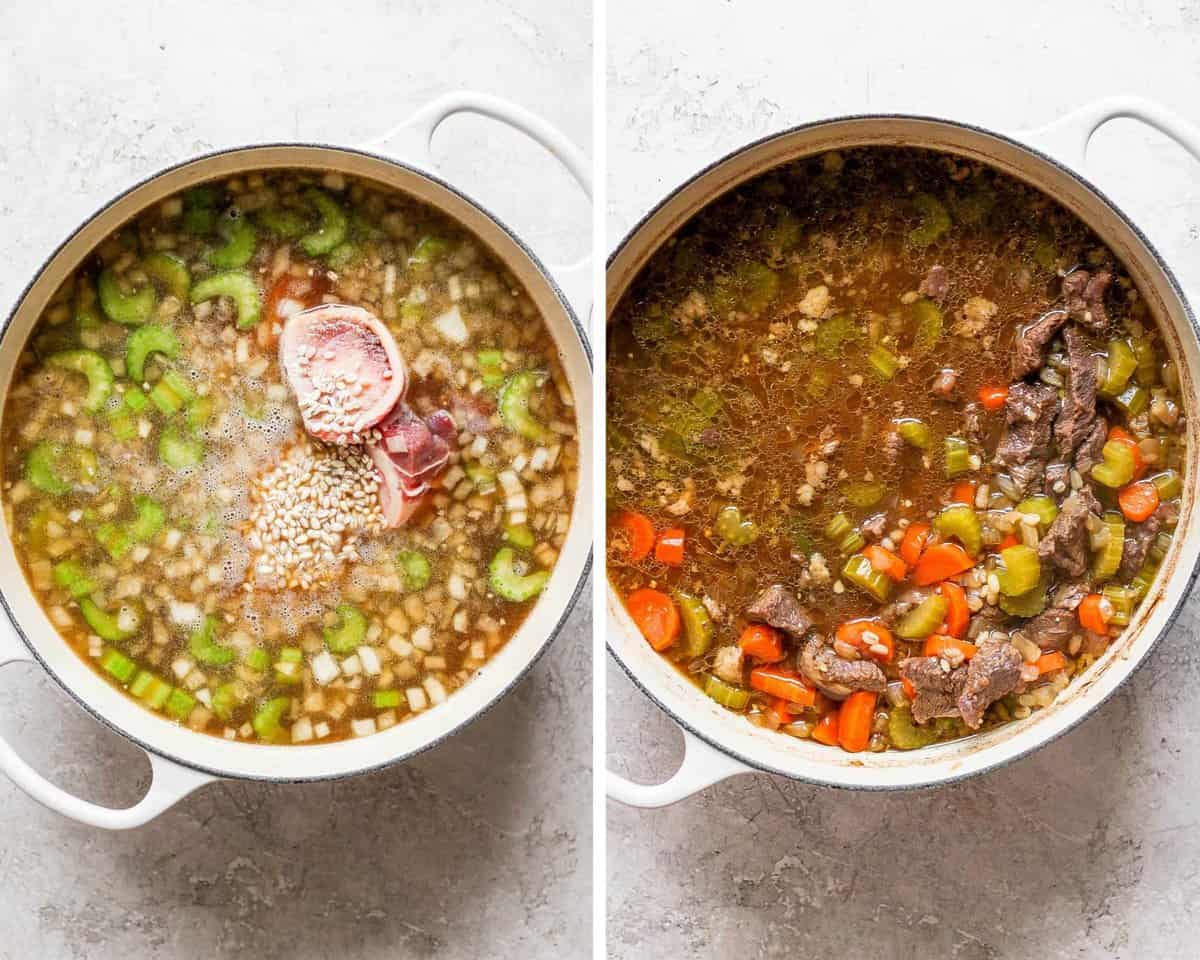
[922,634,977,660]
[676,592,714,658]
[98,268,156,324]
[1118,480,1160,523]
[48,350,114,412]
[899,522,931,567]
[1091,439,1138,488]
[739,624,785,662]
[950,481,977,505]
[1078,593,1113,634]
[627,588,679,651]
[209,215,258,270]
[835,619,894,662]
[323,603,367,654]
[252,697,291,743]
[142,251,191,299]
[864,544,907,581]
[396,550,431,591]
[939,582,969,638]
[812,710,840,746]
[715,504,760,547]
[53,560,97,599]
[896,418,932,450]
[995,544,1041,597]
[80,597,139,642]
[1035,651,1068,675]
[299,189,348,257]
[1099,339,1137,397]
[654,528,685,566]
[944,436,972,478]
[911,299,943,354]
[750,666,816,706]
[842,553,892,602]
[867,342,900,380]
[978,384,1009,412]
[125,325,181,382]
[100,647,137,685]
[159,426,204,469]
[912,542,975,586]
[933,503,982,556]
[489,547,549,602]
[896,594,949,639]
[499,371,553,442]
[1150,470,1182,501]
[837,691,877,753]
[190,270,262,330]
[910,192,951,246]
[704,674,750,710]
[1092,512,1126,581]
[1016,495,1058,532]
[616,512,655,561]
[189,615,234,666]
[887,705,940,749]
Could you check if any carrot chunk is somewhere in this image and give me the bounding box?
[1118,480,1159,523]
[835,619,895,663]
[812,710,840,746]
[864,544,908,582]
[939,582,970,638]
[749,666,817,706]
[626,588,679,651]
[899,522,931,568]
[951,480,977,505]
[922,634,978,660]
[617,512,656,562]
[1035,651,1068,675]
[654,527,685,566]
[739,624,785,662]
[837,691,877,753]
[978,384,1009,411]
[1078,593,1112,634]
[913,542,975,585]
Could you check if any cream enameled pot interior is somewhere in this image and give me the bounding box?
[607,116,1200,789]
[1,145,592,781]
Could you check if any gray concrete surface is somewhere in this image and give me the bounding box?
[607,2,1200,957]
[0,2,591,958]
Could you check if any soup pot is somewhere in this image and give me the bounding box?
[0,91,593,828]
[607,95,1200,805]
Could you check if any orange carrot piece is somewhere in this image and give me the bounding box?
[864,544,908,582]
[654,527,685,566]
[750,666,817,706]
[617,512,655,562]
[835,619,895,663]
[978,384,1009,412]
[951,480,978,505]
[923,634,978,660]
[913,542,975,586]
[899,522,931,568]
[1118,480,1160,523]
[996,533,1021,552]
[939,582,970,638]
[901,677,917,701]
[739,624,786,663]
[1035,651,1068,675]
[1078,593,1112,634]
[626,588,679,651]
[814,691,839,715]
[812,710,840,746]
[837,691,878,753]
[767,696,793,725]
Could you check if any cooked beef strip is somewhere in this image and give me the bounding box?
[799,635,887,700]
[1054,325,1098,456]
[860,512,889,542]
[997,382,1058,464]
[899,657,967,724]
[1062,269,1112,329]
[931,368,959,398]
[1073,415,1108,476]
[745,584,814,638]
[996,381,1058,493]
[1118,502,1172,579]
[879,585,932,626]
[1014,581,1088,651]
[919,264,949,301]
[1037,488,1102,578]
[1012,309,1069,380]
[958,639,1024,728]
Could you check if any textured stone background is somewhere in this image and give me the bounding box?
[607,1,1200,957]
[0,2,591,958]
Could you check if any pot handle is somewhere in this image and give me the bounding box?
[363,91,593,320]
[1020,95,1200,172]
[607,725,752,808]
[0,627,214,830]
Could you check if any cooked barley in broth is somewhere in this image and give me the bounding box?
[4,168,577,744]
[608,147,1186,752]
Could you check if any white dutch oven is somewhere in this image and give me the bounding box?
[0,92,593,828]
[607,96,1200,805]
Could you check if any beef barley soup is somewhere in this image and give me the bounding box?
[607,147,1186,753]
[4,169,577,744]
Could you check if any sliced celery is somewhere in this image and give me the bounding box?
[842,553,891,602]
[934,504,982,556]
[895,594,948,639]
[703,674,751,710]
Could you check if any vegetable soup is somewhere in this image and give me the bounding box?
[607,146,1186,753]
[4,168,577,744]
